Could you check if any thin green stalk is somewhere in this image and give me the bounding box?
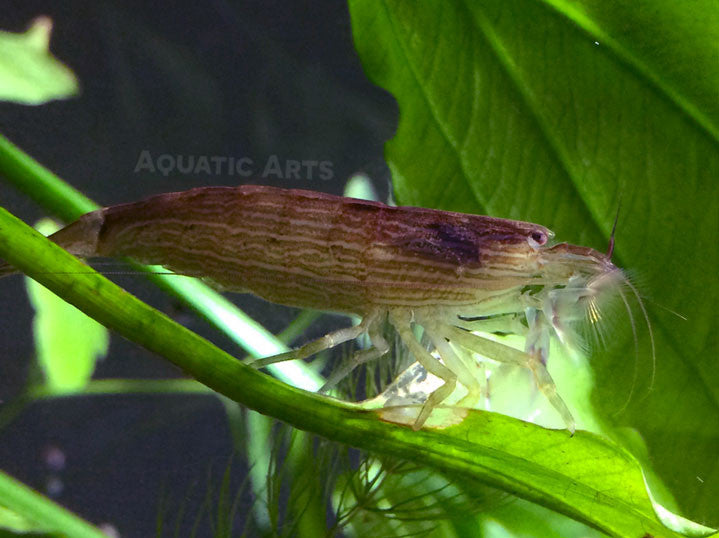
[27,378,212,398]
[0,134,96,218]
[0,470,106,537]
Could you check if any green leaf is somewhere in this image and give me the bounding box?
[0,17,79,105]
[349,0,719,529]
[442,413,662,537]
[24,219,109,392]
[0,187,701,538]
[481,497,605,538]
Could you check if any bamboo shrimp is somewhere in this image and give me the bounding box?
[0,185,645,433]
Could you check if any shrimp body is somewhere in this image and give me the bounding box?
[50,186,548,312]
[5,185,634,432]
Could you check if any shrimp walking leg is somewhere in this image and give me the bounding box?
[419,316,483,409]
[454,314,527,337]
[319,313,390,393]
[249,318,370,369]
[441,324,576,434]
[389,310,457,430]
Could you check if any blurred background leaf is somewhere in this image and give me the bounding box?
[0,17,79,104]
[349,0,719,528]
[24,219,109,393]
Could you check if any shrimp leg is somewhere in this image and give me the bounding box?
[419,316,483,409]
[319,313,390,393]
[389,309,457,430]
[440,324,576,434]
[454,313,527,337]
[249,313,376,369]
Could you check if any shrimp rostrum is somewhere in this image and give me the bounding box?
[1,185,638,433]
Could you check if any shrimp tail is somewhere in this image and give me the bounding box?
[0,209,105,279]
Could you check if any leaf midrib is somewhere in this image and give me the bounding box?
[538,0,719,146]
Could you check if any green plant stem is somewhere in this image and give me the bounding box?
[0,470,106,537]
[0,134,95,218]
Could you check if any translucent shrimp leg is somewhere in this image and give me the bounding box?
[418,315,483,409]
[249,311,380,369]
[319,314,390,393]
[389,309,458,430]
[453,313,527,337]
[440,324,576,434]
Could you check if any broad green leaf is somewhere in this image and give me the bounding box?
[481,497,604,538]
[349,0,719,529]
[441,413,663,538]
[0,17,79,105]
[0,197,703,538]
[24,219,109,392]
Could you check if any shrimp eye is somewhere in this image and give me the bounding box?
[528,231,547,249]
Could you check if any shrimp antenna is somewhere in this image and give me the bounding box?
[606,197,622,259]
[613,285,640,414]
[611,274,656,414]
[625,277,656,393]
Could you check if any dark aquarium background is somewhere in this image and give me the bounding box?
[0,1,396,534]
